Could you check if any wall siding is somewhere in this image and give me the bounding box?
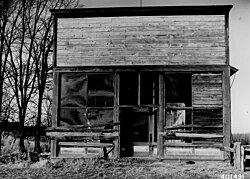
[192,73,223,132]
[56,15,226,66]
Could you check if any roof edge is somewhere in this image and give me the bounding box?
[50,5,233,18]
[230,66,238,76]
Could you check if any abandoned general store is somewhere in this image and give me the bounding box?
[46,5,238,160]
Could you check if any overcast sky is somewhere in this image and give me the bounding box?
[78,0,250,133]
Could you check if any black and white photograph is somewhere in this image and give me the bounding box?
[0,0,249,178]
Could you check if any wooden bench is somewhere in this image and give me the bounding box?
[158,128,225,158]
[46,122,119,158]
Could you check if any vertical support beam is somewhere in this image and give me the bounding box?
[113,73,120,158]
[138,73,141,106]
[51,15,58,158]
[241,145,245,172]
[223,67,231,160]
[225,13,230,66]
[234,142,242,169]
[0,131,2,156]
[52,16,57,67]
[157,74,164,157]
[51,71,59,157]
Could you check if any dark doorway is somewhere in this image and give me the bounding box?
[119,73,158,157]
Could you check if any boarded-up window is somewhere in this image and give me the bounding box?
[192,73,223,136]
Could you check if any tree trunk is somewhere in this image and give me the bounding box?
[19,111,26,153]
[34,90,43,153]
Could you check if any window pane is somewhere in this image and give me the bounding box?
[87,109,113,126]
[140,73,159,105]
[60,108,88,126]
[165,74,191,107]
[120,73,138,105]
[88,74,114,107]
[61,73,87,107]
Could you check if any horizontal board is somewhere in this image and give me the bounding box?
[193,107,223,128]
[56,15,226,66]
[57,56,226,66]
[192,73,223,107]
[58,15,225,28]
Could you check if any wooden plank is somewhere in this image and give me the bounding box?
[56,57,226,67]
[164,142,223,148]
[113,73,120,158]
[53,65,228,73]
[219,146,235,153]
[157,74,164,157]
[53,16,57,67]
[159,155,223,161]
[165,107,193,110]
[234,142,241,169]
[47,132,119,139]
[58,142,113,148]
[46,128,117,133]
[241,145,245,172]
[166,124,223,130]
[225,13,230,65]
[223,67,231,154]
[57,16,225,26]
[51,70,59,157]
[167,133,224,139]
[47,122,120,132]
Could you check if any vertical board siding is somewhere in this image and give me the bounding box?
[56,15,226,66]
[192,73,223,132]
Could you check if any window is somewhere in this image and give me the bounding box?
[59,73,114,126]
[165,73,192,128]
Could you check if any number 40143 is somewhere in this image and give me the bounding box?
[221,174,244,179]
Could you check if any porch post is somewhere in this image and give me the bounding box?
[157,74,165,157]
[113,73,120,158]
[223,66,231,160]
[51,71,59,157]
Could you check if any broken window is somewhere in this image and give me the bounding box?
[88,74,114,107]
[60,73,114,126]
[165,73,192,128]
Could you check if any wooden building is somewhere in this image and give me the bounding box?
[47,6,238,160]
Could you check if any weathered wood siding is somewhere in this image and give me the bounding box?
[192,73,223,131]
[57,15,226,66]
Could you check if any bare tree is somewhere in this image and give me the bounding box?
[30,0,79,153]
[2,0,78,154]
[0,0,20,122]
[6,0,38,152]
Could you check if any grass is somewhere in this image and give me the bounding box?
[0,158,248,179]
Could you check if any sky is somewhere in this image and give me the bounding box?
[77,0,250,133]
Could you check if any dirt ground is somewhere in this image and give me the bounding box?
[0,158,249,179]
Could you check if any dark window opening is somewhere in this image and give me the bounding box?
[165,74,192,107]
[60,73,114,126]
[120,73,138,105]
[140,73,159,105]
[88,74,114,107]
